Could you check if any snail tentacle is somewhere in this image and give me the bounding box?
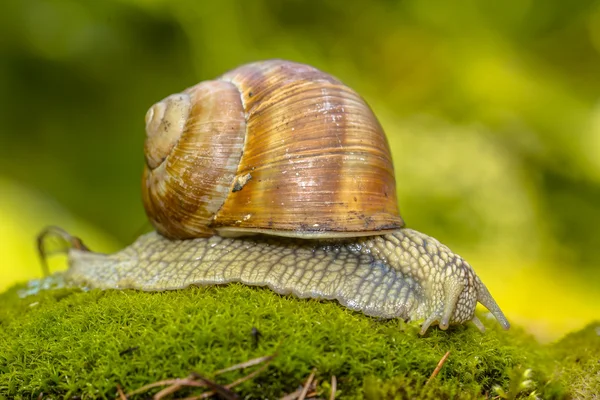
[471,315,486,332]
[476,279,511,330]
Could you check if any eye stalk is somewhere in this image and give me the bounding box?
[144,93,192,170]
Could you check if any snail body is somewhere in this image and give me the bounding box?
[53,60,509,334]
[65,229,506,335]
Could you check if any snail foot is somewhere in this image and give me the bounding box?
[470,315,485,333]
[419,283,465,335]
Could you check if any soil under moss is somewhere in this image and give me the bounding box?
[0,281,597,399]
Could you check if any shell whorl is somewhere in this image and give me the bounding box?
[143,60,404,239]
[142,81,246,238]
[144,93,192,169]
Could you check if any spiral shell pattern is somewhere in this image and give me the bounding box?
[142,60,404,239]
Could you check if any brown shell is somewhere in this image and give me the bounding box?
[142,80,246,238]
[142,60,404,239]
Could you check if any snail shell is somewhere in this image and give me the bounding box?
[142,60,403,239]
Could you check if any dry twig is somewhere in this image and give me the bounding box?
[182,354,275,400]
[191,373,240,400]
[223,359,272,389]
[425,351,450,385]
[126,377,206,397]
[280,369,322,400]
[330,375,337,400]
[298,368,317,400]
[214,354,275,375]
[158,354,273,400]
[116,384,127,400]
[125,351,275,399]
[280,388,303,400]
[153,374,199,400]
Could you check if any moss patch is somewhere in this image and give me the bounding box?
[549,322,600,399]
[0,282,597,399]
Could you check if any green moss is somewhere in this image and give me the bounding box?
[549,323,600,399]
[0,282,596,399]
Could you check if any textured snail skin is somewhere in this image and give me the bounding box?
[64,229,509,334]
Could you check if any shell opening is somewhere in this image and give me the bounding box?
[144,93,192,170]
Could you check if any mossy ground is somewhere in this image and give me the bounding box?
[0,282,597,399]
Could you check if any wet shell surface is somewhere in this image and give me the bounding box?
[142,60,404,239]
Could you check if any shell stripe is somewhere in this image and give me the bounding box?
[213,61,403,236]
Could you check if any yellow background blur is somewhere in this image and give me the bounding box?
[1,0,599,342]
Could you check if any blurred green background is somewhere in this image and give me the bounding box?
[1,0,599,341]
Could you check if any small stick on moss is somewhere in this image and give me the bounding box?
[127,352,275,400]
[116,384,127,400]
[280,387,301,400]
[223,360,273,390]
[184,355,275,400]
[153,383,180,399]
[305,378,318,398]
[37,393,44,400]
[426,351,450,385]
[280,372,320,400]
[330,375,337,400]
[280,389,302,400]
[153,374,198,400]
[158,354,276,399]
[190,373,240,400]
[214,354,275,375]
[126,377,206,397]
[299,368,317,400]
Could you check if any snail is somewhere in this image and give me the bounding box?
[40,60,510,335]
